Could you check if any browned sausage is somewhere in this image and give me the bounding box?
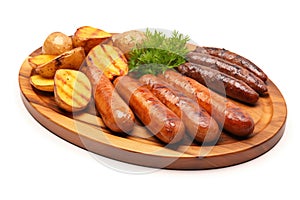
[195,46,268,82]
[177,63,259,105]
[187,52,268,95]
[139,74,221,144]
[114,75,185,144]
[81,64,135,133]
[160,70,255,137]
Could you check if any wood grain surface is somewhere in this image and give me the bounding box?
[19,48,287,169]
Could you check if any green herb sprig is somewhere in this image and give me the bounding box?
[128,29,190,77]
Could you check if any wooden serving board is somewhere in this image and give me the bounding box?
[19,48,287,170]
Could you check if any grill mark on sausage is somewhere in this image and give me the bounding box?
[140,74,221,143]
[160,70,255,137]
[114,75,185,143]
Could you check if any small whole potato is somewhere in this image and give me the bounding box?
[112,30,146,58]
[42,32,73,55]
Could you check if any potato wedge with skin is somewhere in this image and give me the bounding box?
[36,47,85,78]
[72,26,112,53]
[30,74,54,92]
[54,69,92,112]
[86,44,128,80]
[28,54,57,69]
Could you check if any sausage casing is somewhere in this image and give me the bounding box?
[177,63,259,104]
[195,46,268,82]
[160,70,255,137]
[187,52,268,95]
[114,75,185,144]
[140,74,221,143]
[81,64,135,133]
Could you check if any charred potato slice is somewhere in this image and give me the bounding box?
[54,69,92,112]
[86,44,128,80]
[72,26,112,53]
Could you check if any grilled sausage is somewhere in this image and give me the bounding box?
[177,63,259,104]
[140,74,221,144]
[187,52,268,95]
[160,70,255,137]
[114,75,185,144]
[195,46,268,82]
[81,64,135,133]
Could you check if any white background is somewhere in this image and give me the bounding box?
[1,0,299,199]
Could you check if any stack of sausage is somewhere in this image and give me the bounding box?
[82,45,268,145]
[182,46,268,104]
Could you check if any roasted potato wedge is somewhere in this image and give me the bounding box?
[28,54,57,69]
[30,74,54,92]
[42,32,73,55]
[36,47,85,78]
[86,44,128,80]
[54,69,92,112]
[72,26,112,53]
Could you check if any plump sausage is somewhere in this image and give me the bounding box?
[177,63,259,105]
[81,64,135,133]
[160,70,255,137]
[195,46,268,82]
[187,52,268,95]
[114,75,185,144]
[139,74,221,144]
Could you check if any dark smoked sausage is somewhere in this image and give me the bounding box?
[195,46,268,82]
[187,52,268,95]
[177,63,259,105]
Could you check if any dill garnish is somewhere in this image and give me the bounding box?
[128,29,190,77]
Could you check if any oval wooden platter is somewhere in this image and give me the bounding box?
[19,47,287,170]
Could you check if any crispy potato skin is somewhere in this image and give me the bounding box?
[36,47,85,78]
[28,55,57,69]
